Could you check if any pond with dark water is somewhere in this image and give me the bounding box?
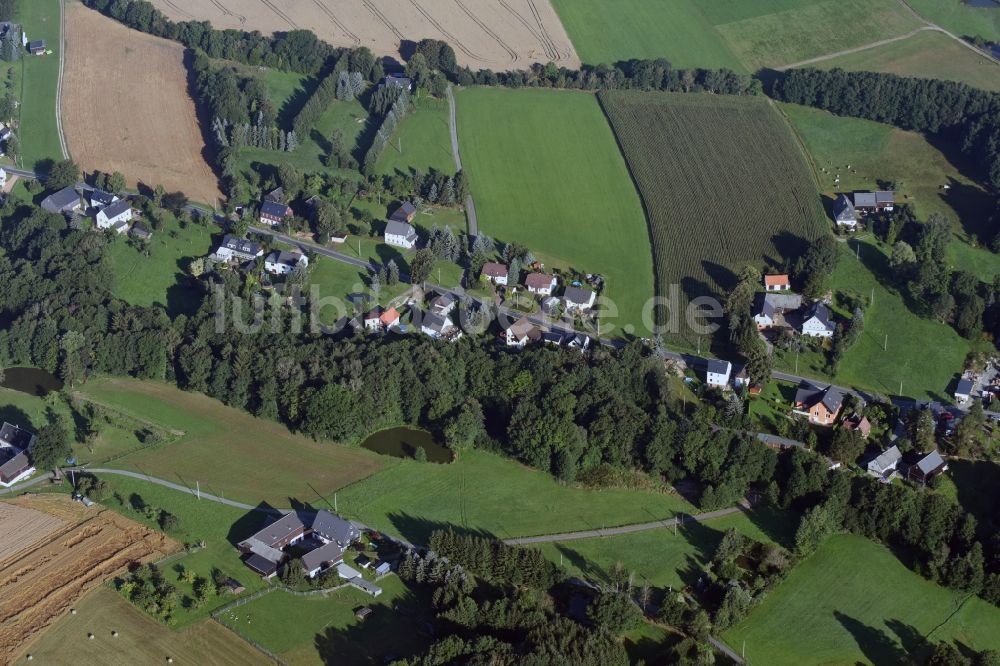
[0,367,64,396]
[361,427,453,463]
[965,0,999,8]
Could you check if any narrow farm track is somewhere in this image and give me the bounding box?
[446,85,479,236]
[55,0,68,160]
[359,0,404,40]
[310,0,361,45]
[526,0,571,60]
[406,0,488,62]
[496,0,559,62]
[452,0,518,63]
[161,0,195,19]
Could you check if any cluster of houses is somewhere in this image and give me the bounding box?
[209,233,310,277]
[0,422,36,487]
[865,445,948,485]
[752,274,835,339]
[833,190,895,229]
[236,509,388,596]
[501,315,592,351]
[419,291,462,341]
[480,262,598,316]
[40,186,149,239]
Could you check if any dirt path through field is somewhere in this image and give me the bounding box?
[61,2,222,205]
[148,0,580,70]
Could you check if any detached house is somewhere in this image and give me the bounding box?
[801,303,835,338]
[384,221,417,250]
[525,272,557,296]
[237,509,359,580]
[504,317,541,348]
[853,191,894,215]
[909,450,948,484]
[383,73,413,91]
[390,201,417,224]
[213,235,264,263]
[94,199,133,233]
[237,512,306,578]
[0,422,36,486]
[843,413,871,439]
[794,383,845,426]
[259,200,292,226]
[265,250,308,275]
[833,194,857,229]
[481,262,508,286]
[867,445,902,479]
[421,311,461,341]
[705,359,732,388]
[764,274,790,292]
[954,378,974,404]
[431,292,457,317]
[27,39,45,56]
[563,286,596,313]
[379,307,400,330]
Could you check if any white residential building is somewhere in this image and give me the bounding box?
[265,250,308,275]
[94,199,133,233]
[706,359,732,388]
[384,221,417,249]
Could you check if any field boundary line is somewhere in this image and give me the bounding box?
[55,0,69,160]
[767,98,824,193]
[70,389,186,437]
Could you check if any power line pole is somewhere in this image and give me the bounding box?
[196,481,200,500]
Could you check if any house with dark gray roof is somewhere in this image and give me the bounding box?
[27,39,45,55]
[563,286,596,312]
[311,510,359,548]
[214,235,264,263]
[853,192,877,211]
[793,383,845,426]
[89,189,117,209]
[954,378,974,404]
[41,187,82,216]
[389,201,416,224]
[0,422,36,486]
[909,450,948,484]
[265,249,308,275]
[259,200,292,226]
[95,199,133,232]
[833,193,857,229]
[801,303,835,338]
[384,220,417,249]
[302,541,345,578]
[705,359,732,388]
[866,445,902,479]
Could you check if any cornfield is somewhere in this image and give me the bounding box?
[599,91,827,310]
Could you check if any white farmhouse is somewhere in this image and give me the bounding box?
[525,272,557,296]
[384,221,417,250]
[801,303,835,338]
[94,199,133,233]
[563,285,596,312]
[705,359,732,388]
[265,250,308,275]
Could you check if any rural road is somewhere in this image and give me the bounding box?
[778,0,1000,70]
[503,503,749,545]
[55,0,69,160]
[446,85,479,236]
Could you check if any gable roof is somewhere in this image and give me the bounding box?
[875,191,894,204]
[869,445,902,472]
[507,317,540,341]
[794,383,844,414]
[706,359,731,375]
[0,422,34,449]
[834,194,856,221]
[804,303,834,330]
[261,200,290,218]
[244,512,305,549]
[753,293,775,319]
[563,285,595,306]
[302,541,344,573]
[765,293,802,311]
[764,274,790,288]
[853,192,877,208]
[267,250,304,267]
[41,186,80,213]
[27,39,45,50]
[482,262,507,278]
[244,552,280,577]
[955,379,974,395]
[265,186,284,202]
[380,307,400,325]
[385,220,416,239]
[100,199,131,220]
[0,450,29,478]
[390,201,416,222]
[915,449,946,476]
[221,234,262,256]
[422,311,449,333]
[311,510,358,546]
[525,272,555,289]
[90,189,116,206]
[364,307,382,322]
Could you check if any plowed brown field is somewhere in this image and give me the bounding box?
[0,494,178,663]
[61,3,222,205]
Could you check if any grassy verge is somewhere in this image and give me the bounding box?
[723,534,1000,665]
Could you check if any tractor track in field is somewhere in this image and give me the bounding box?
[360,0,404,41]
[452,0,518,63]
[407,0,488,63]
[310,0,361,45]
[207,0,246,23]
[161,0,194,18]
[256,0,297,29]
[496,0,558,62]
[526,0,570,60]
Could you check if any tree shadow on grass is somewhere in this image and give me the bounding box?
[552,543,608,584]
[386,511,494,547]
[0,406,35,432]
[834,611,907,666]
[743,503,797,551]
[227,502,284,546]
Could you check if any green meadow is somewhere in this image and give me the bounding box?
[906,0,1000,43]
[376,95,454,177]
[724,534,1000,665]
[17,0,64,168]
[455,87,654,337]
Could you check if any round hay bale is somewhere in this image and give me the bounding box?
[112,631,119,637]
[70,609,77,615]
[87,633,94,640]
[25,655,32,661]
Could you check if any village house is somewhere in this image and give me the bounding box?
[89,189,118,209]
[481,262,508,286]
[383,73,413,91]
[954,378,974,404]
[794,383,845,426]
[909,450,948,484]
[236,512,307,578]
[801,302,835,338]
[764,274,791,292]
[364,308,383,331]
[525,272,557,296]
[27,39,45,56]
[264,249,308,275]
[543,329,567,346]
[568,332,592,351]
[94,199,133,233]
[752,292,802,329]
[379,307,400,330]
[504,317,541,349]
[302,542,344,579]
[0,422,36,486]
[563,285,596,313]
[431,292,457,317]
[843,413,872,439]
[130,224,152,241]
[264,186,285,203]
[213,235,264,263]
[833,193,857,229]
[259,200,293,227]
[41,186,82,216]
[237,509,360,580]
[390,201,417,224]
[853,191,894,215]
[384,220,418,250]
[866,445,902,479]
[421,311,461,341]
[705,359,732,388]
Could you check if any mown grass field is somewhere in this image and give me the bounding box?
[376,96,454,177]
[906,0,1000,43]
[78,377,385,507]
[780,102,1000,281]
[223,576,432,665]
[599,91,826,340]
[814,30,1000,92]
[93,473,272,627]
[534,506,795,592]
[771,238,973,400]
[336,449,693,544]
[723,534,1000,665]
[17,0,64,169]
[21,586,268,664]
[107,212,215,316]
[550,0,921,71]
[456,87,654,337]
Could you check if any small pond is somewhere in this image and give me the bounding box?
[361,427,453,463]
[0,367,63,396]
[965,0,999,8]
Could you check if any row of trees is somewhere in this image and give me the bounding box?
[362,88,410,175]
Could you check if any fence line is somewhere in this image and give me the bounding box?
[211,615,288,666]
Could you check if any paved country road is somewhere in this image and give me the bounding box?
[503,503,749,545]
[446,84,479,236]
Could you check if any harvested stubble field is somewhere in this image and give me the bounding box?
[148,0,579,70]
[61,3,222,205]
[598,91,826,322]
[0,494,177,663]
